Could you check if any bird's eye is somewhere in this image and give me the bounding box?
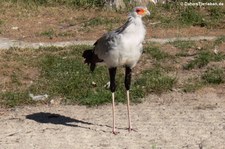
[136,8,144,14]
[136,9,141,13]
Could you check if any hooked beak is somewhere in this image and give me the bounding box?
[145,9,150,16]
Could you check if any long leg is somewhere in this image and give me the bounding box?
[109,67,117,134]
[125,66,132,132]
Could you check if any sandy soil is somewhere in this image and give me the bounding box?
[1,89,225,149]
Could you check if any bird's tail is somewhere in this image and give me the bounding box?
[82,49,103,72]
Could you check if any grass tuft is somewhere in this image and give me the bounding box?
[182,80,203,93]
[184,50,225,70]
[40,28,55,39]
[202,67,225,84]
[179,8,206,27]
[171,40,195,50]
[214,35,225,46]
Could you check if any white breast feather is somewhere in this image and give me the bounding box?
[106,17,146,68]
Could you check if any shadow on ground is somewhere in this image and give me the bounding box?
[26,112,126,133]
[26,112,93,128]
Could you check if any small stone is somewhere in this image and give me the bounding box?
[11,26,19,30]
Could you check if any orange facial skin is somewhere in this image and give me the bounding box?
[136,8,145,15]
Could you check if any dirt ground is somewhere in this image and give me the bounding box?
[1,88,225,149]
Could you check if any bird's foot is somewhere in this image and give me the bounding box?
[128,127,137,132]
[112,131,120,135]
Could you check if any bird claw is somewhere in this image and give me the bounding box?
[112,131,120,135]
[128,128,137,132]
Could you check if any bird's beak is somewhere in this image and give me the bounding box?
[145,9,150,16]
[149,0,157,4]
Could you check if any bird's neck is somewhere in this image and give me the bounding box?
[125,16,145,34]
[119,16,146,44]
[128,15,143,23]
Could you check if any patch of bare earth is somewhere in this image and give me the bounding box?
[0,89,225,148]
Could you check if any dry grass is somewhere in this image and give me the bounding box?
[0,1,224,42]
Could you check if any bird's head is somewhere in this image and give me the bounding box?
[131,6,150,18]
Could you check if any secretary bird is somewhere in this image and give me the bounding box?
[82,6,152,134]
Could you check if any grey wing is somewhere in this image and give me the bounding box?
[114,17,132,34]
[93,18,132,59]
[93,31,117,59]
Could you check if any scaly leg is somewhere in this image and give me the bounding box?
[126,90,132,132]
[125,66,133,132]
[111,92,116,134]
[109,67,118,134]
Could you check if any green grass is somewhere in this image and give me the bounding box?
[40,28,55,39]
[172,40,196,57]
[202,67,225,84]
[209,7,224,20]
[182,83,203,93]
[171,40,195,50]
[0,19,4,26]
[182,67,225,92]
[145,46,172,61]
[10,72,22,86]
[1,41,224,107]
[214,35,225,46]
[184,50,225,70]
[175,49,190,57]
[179,8,206,27]
[182,77,203,93]
[30,46,176,105]
[0,20,3,34]
[0,45,178,107]
[134,67,176,94]
[34,51,112,105]
[0,92,33,108]
[149,1,225,28]
[182,67,225,93]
